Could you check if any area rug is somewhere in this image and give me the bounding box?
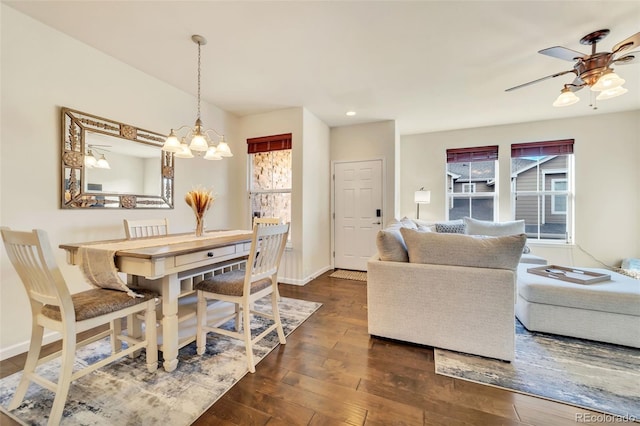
[435,320,640,419]
[0,297,322,425]
[329,269,367,282]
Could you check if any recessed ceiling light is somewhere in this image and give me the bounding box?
[345,111,356,116]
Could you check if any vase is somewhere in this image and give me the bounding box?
[195,215,205,237]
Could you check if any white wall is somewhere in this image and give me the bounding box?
[0,5,241,357]
[302,108,332,280]
[400,110,640,267]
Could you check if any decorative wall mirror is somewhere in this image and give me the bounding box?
[61,107,174,209]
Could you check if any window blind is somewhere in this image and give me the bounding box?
[446,145,499,163]
[247,133,292,154]
[511,139,574,158]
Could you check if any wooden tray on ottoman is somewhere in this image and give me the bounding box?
[526,265,611,285]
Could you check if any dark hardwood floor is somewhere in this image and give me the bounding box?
[0,272,623,425]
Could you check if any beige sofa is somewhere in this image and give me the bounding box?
[367,218,528,362]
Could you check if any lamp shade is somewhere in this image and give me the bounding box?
[591,71,625,92]
[596,86,628,100]
[414,190,431,204]
[553,89,579,107]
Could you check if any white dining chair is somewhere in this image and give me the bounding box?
[253,217,281,226]
[123,218,169,239]
[195,223,289,373]
[1,227,158,426]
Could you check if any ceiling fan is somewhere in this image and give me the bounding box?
[506,29,640,107]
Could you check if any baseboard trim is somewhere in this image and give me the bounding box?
[279,265,333,286]
[1,331,61,361]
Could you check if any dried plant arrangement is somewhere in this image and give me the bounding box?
[185,187,215,236]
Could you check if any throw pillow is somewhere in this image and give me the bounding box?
[463,217,525,236]
[376,226,409,262]
[399,228,526,271]
[400,217,418,230]
[434,220,466,234]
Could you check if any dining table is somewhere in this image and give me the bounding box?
[60,229,253,372]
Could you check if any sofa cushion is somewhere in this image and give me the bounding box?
[376,227,409,262]
[464,217,525,236]
[400,228,527,271]
[434,220,466,234]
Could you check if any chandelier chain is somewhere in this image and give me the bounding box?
[197,40,201,120]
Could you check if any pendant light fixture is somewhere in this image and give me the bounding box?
[162,35,233,160]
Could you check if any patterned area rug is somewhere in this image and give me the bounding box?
[435,320,640,419]
[329,269,367,282]
[0,297,322,425]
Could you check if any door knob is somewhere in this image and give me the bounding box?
[373,221,381,225]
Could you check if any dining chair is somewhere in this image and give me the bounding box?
[253,217,281,226]
[1,227,158,426]
[123,218,169,239]
[195,222,289,373]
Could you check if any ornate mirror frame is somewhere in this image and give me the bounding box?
[61,107,174,209]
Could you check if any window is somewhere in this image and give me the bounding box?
[446,145,498,221]
[248,133,292,226]
[511,139,574,243]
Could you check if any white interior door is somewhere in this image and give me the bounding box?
[334,160,383,271]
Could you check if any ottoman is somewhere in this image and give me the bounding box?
[515,264,640,348]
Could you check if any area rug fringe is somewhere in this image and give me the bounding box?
[329,269,367,282]
[0,297,322,425]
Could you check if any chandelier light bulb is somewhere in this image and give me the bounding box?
[162,130,182,153]
[174,138,194,158]
[96,154,111,169]
[216,139,233,157]
[591,70,625,92]
[204,146,222,160]
[553,88,580,107]
[85,150,98,168]
[596,86,628,100]
[189,133,209,152]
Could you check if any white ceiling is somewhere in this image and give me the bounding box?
[5,1,640,135]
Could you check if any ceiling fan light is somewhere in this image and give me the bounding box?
[591,70,625,92]
[552,88,580,107]
[204,146,222,160]
[596,85,628,100]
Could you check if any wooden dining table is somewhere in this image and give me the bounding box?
[60,229,253,372]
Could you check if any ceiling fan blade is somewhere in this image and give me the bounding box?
[538,46,586,62]
[612,32,640,55]
[505,70,576,92]
[613,51,639,65]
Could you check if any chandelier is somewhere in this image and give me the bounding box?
[162,35,233,160]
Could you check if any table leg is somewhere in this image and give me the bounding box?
[161,273,180,372]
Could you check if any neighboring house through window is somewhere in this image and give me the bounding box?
[247,133,292,228]
[510,139,574,243]
[446,145,498,221]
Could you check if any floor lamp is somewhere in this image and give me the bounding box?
[414,188,431,219]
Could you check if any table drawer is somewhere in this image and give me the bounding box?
[175,245,237,267]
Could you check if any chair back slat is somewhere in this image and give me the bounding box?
[245,223,289,286]
[124,218,169,239]
[1,228,70,308]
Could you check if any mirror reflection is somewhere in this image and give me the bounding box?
[84,132,162,196]
[61,107,174,209]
